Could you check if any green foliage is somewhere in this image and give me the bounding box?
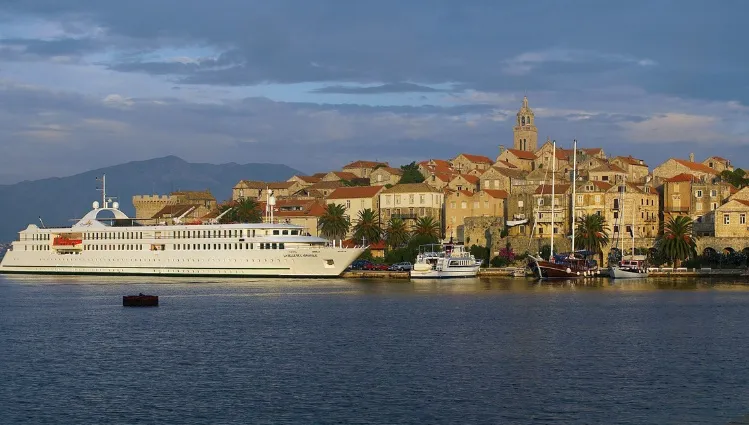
[655,215,698,266]
[352,208,382,244]
[385,217,410,249]
[490,256,510,267]
[318,203,350,240]
[357,249,374,262]
[469,244,490,265]
[341,179,368,187]
[411,216,441,239]
[720,168,748,189]
[574,214,610,255]
[500,228,509,238]
[383,234,439,264]
[384,184,393,189]
[490,244,516,267]
[398,161,426,184]
[219,198,262,224]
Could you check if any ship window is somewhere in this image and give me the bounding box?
[291,230,299,235]
[279,243,285,250]
[272,243,277,249]
[282,230,288,235]
[273,230,280,235]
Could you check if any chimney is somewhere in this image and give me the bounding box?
[689,153,694,162]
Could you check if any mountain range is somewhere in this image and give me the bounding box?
[0,156,303,242]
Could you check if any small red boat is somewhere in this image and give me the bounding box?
[123,294,159,307]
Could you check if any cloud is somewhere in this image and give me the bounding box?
[501,48,657,76]
[621,113,724,144]
[311,82,448,94]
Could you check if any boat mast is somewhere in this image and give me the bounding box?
[96,174,107,208]
[631,180,636,257]
[571,139,577,255]
[550,140,555,259]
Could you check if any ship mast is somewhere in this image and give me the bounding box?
[96,174,107,208]
[571,139,577,255]
[550,140,555,259]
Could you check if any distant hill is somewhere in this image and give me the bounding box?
[0,156,303,242]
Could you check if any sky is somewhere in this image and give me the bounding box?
[0,0,747,183]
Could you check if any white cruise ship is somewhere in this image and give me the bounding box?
[0,177,364,277]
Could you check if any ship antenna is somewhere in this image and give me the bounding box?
[38,216,46,229]
[96,174,107,208]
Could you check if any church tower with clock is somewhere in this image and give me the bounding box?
[513,96,538,152]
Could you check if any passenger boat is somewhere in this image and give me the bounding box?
[410,243,481,279]
[609,255,649,279]
[0,175,364,277]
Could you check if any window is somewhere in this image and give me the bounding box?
[518,200,524,208]
[409,194,415,204]
[696,203,702,211]
[450,201,456,209]
[696,190,703,198]
[385,196,391,205]
[595,195,601,204]
[724,214,730,225]
[377,174,383,182]
[420,194,425,204]
[712,203,718,211]
[461,201,467,209]
[484,180,490,188]
[673,184,680,193]
[741,214,746,225]
[711,190,717,197]
[346,200,351,209]
[473,201,479,209]
[577,195,583,204]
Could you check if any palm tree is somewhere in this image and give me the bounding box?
[656,215,698,266]
[411,216,441,240]
[385,217,410,249]
[574,214,610,262]
[318,203,350,241]
[218,198,262,224]
[352,208,382,244]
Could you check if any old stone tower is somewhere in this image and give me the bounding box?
[513,95,538,152]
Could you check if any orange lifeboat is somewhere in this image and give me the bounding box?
[53,236,82,246]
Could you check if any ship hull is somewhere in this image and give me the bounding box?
[529,258,588,280]
[409,264,480,279]
[609,267,648,279]
[0,247,365,278]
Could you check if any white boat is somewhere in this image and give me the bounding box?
[608,176,649,279]
[610,255,648,278]
[410,243,481,279]
[0,175,364,277]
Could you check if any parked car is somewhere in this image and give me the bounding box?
[348,259,373,270]
[388,262,413,271]
[363,262,389,271]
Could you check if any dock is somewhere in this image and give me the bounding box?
[341,271,410,279]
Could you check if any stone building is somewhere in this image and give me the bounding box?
[610,156,649,183]
[445,189,507,242]
[652,156,719,184]
[447,174,480,193]
[588,163,627,184]
[325,186,385,238]
[532,184,572,239]
[232,180,301,201]
[379,183,444,230]
[715,199,749,238]
[702,156,734,174]
[450,153,494,173]
[603,182,660,241]
[661,173,733,236]
[513,96,538,152]
[496,147,537,171]
[132,190,217,224]
[342,160,389,179]
[479,167,527,192]
[369,166,403,186]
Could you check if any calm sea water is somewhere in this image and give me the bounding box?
[2,275,749,425]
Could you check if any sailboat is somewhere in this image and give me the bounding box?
[528,140,593,279]
[608,177,649,279]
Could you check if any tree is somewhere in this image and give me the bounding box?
[352,208,382,245]
[574,214,610,262]
[385,217,410,249]
[656,215,698,266]
[720,168,748,189]
[398,161,425,184]
[411,216,441,239]
[318,203,350,241]
[218,198,262,224]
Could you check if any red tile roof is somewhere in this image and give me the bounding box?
[581,148,603,154]
[295,175,322,183]
[495,159,518,169]
[664,173,699,183]
[377,166,403,176]
[482,189,509,199]
[735,199,749,207]
[326,186,384,199]
[506,148,536,160]
[535,184,571,194]
[457,174,480,184]
[329,171,360,180]
[591,181,613,191]
[614,156,648,167]
[458,153,493,164]
[672,159,718,175]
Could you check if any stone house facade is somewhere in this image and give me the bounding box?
[445,189,508,242]
[325,186,385,238]
[448,174,480,193]
[379,183,444,230]
[652,158,718,184]
[450,153,494,173]
[369,166,403,186]
[715,199,749,238]
[342,160,389,179]
[702,156,734,174]
[496,147,537,171]
[610,156,649,183]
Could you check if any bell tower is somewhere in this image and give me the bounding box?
[513,95,538,152]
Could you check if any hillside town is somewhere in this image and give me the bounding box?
[130,97,749,265]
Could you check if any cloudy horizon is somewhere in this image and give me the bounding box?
[1,0,747,184]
